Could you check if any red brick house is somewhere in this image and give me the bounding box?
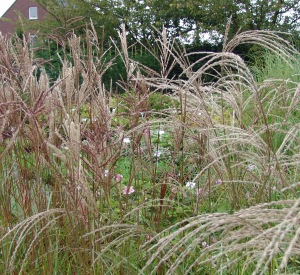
[0,0,48,37]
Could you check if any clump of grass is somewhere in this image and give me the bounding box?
[140,199,300,274]
[0,23,299,274]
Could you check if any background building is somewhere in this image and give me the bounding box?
[0,0,47,37]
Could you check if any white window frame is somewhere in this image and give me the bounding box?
[29,7,38,20]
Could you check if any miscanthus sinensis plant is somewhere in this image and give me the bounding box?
[0,22,299,274]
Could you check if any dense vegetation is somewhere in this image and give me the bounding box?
[1,0,300,273]
[0,22,299,273]
[20,0,300,86]
[34,0,300,42]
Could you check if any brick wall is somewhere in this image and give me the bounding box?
[0,0,48,37]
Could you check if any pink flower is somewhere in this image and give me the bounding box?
[196,188,203,196]
[215,179,222,185]
[104,170,109,177]
[114,174,123,182]
[201,241,208,248]
[122,186,135,195]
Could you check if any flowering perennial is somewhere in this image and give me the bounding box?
[185,182,196,189]
[114,174,124,182]
[122,186,135,195]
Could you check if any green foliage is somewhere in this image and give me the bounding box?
[148,93,180,112]
[1,25,300,274]
[250,51,300,154]
[35,0,119,41]
[32,0,300,48]
[28,0,300,93]
[103,48,161,90]
[35,40,65,81]
[252,50,300,83]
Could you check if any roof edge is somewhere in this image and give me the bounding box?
[1,1,17,18]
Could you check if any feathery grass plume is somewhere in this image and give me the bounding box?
[139,199,300,274]
[0,26,121,273]
[0,209,67,274]
[0,19,300,274]
[132,27,300,273]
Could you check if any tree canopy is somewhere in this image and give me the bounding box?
[32,0,300,45]
[27,0,300,85]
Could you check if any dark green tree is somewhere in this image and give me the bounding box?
[25,0,300,85]
[33,0,119,43]
[32,0,300,45]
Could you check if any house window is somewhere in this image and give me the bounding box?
[29,7,38,20]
